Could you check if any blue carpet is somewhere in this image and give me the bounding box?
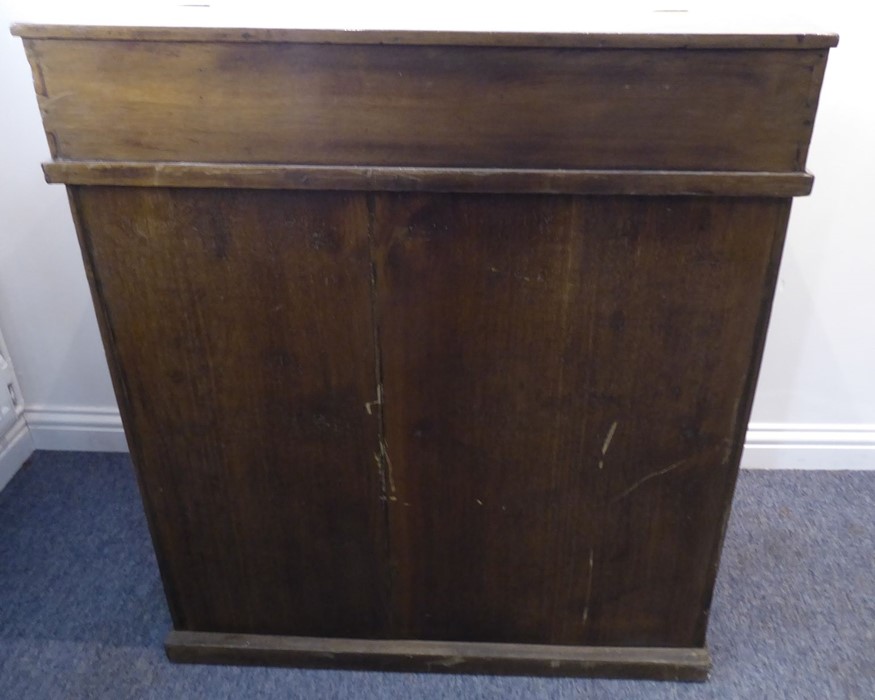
[0,451,872,699]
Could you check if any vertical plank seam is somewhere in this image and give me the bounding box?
[365,192,394,632]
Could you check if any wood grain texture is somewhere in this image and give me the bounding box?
[72,186,389,637]
[165,631,711,680]
[24,38,826,171]
[43,161,814,197]
[13,22,835,678]
[10,23,839,49]
[373,193,790,647]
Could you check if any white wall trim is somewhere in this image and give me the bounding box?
[741,423,875,470]
[25,405,128,452]
[16,408,875,471]
[0,414,35,492]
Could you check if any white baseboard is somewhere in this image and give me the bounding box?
[25,405,128,452]
[16,407,875,471]
[741,423,875,470]
[0,415,35,492]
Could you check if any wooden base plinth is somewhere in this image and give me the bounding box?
[165,631,710,681]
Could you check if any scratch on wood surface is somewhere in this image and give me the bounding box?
[365,382,383,415]
[598,420,618,469]
[373,451,383,483]
[380,437,396,495]
[611,455,696,503]
[601,421,618,455]
[433,656,466,668]
[582,547,594,627]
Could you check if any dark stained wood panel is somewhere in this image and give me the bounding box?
[43,161,814,197]
[24,38,826,171]
[11,23,839,49]
[165,630,711,680]
[73,187,389,637]
[373,193,789,647]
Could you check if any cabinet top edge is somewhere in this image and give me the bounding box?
[9,24,839,50]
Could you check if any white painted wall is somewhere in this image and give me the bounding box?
[1,0,124,456]
[751,5,875,424]
[739,1,875,467]
[0,4,118,397]
[0,1,873,465]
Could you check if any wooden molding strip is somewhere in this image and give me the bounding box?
[10,24,839,49]
[165,631,711,680]
[43,162,814,197]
